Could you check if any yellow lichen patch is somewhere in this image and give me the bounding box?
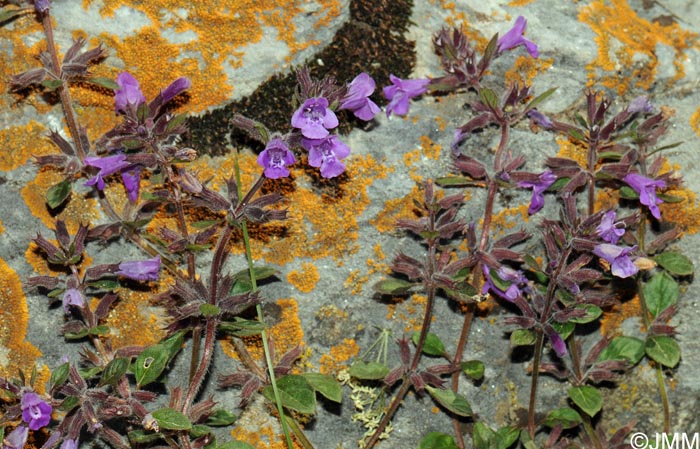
[371,184,423,233]
[385,293,428,333]
[222,298,304,365]
[104,286,169,349]
[86,0,342,113]
[21,169,101,235]
[287,262,320,293]
[487,203,530,237]
[578,0,699,94]
[0,258,44,381]
[659,188,700,234]
[599,294,642,336]
[556,135,586,167]
[593,187,620,214]
[319,338,360,375]
[691,107,700,138]
[508,0,535,5]
[504,55,553,87]
[0,121,55,171]
[25,241,93,278]
[231,420,304,449]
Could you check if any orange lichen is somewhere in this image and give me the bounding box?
[578,0,699,94]
[287,262,320,293]
[21,169,101,235]
[371,184,423,233]
[0,258,44,382]
[103,286,169,349]
[508,0,535,5]
[25,241,93,277]
[222,298,304,364]
[599,294,642,336]
[659,188,700,235]
[385,293,428,333]
[691,107,700,138]
[504,55,553,87]
[319,338,360,375]
[231,421,304,449]
[487,203,530,237]
[556,135,587,167]
[0,121,55,172]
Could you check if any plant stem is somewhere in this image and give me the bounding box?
[567,338,603,449]
[527,328,544,439]
[233,155,296,449]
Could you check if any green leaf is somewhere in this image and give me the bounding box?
[419,432,459,449]
[0,7,30,24]
[199,303,221,317]
[59,395,80,412]
[191,219,221,229]
[654,252,694,276]
[302,373,342,403]
[479,88,499,110]
[494,427,519,449]
[374,278,416,296]
[77,366,102,379]
[526,87,557,111]
[88,325,110,336]
[412,332,445,356]
[473,423,519,449]
[87,77,119,90]
[569,304,602,324]
[151,407,192,430]
[49,362,70,389]
[165,113,188,133]
[461,360,485,381]
[510,329,536,346]
[46,178,72,209]
[262,375,316,415]
[618,185,639,200]
[435,176,472,187]
[190,424,212,438]
[134,344,170,387]
[231,266,279,294]
[218,318,266,337]
[645,335,680,368]
[348,361,390,380]
[186,243,212,251]
[87,280,119,291]
[567,385,602,417]
[64,328,89,340]
[160,331,185,362]
[598,336,645,364]
[550,321,575,340]
[482,33,499,62]
[100,357,130,386]
[128,429,163,444]
[544,407,582,429]
[425,386,472,417]
[206,409,237,427]
[41,79,64,90]
[568,128,585,141]
[644,271,678,318]
[216,442,256,449]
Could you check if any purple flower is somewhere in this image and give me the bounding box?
[2,426,28,449]
[339,72,381,121]
[120,165,142,202]
[518,170,557,215]
[623,173,666,219]
[482,266,528,302]
[116,255,161,281]
[497,16,539,58]
[62,288,85,313]
[291,97,338,139]
[34,0,50,13]
[627,96,653,114]
[593,244,638,278]
[114,72,146,113]
[528,109,553,129]
[545,327,567,357]
[596,210,625,244]
[160,77,191,104]
[302,135,351,178]
[257,138,296,179]
[60,439,79,449]
[21,392,52,430]
[84,154,131,190]
[382,74,430,117]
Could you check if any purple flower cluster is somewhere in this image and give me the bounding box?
[116,255,161,281]
[482,266,528,302]
[518,170,557,215]
[593,244,638,278]
[497,16,539,58]
[84,154,141,201]
[114,72,146,113]
[383,75,430,117]
[21,391,52,430]
[623,172,666,219]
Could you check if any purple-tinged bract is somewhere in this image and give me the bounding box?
[160,77,191,104]
[291,97,338,139]
[627,96,653,114]
[3,425,29,449]
[257,138,296,179]
[302,135,351,178]
[60,439,79,449]
[383,75,429,117]
[339,72,381,121]
[62,288,85,313]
